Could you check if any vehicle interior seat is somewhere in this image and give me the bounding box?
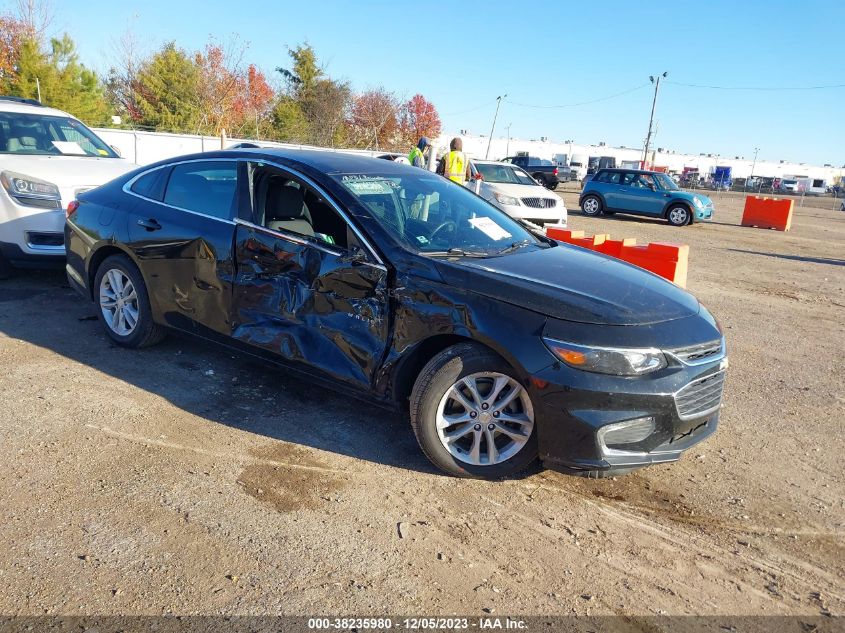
[264,179,314,236]
[7,135,39,153]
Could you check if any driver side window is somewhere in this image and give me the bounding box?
[248,163,349,249]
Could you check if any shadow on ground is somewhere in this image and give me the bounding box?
[726,249,844,267]
[0,269,437,475]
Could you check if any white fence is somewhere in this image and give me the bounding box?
[92,127,843,185]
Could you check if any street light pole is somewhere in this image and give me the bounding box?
[485,94,506,159]
[641,72,667,169]
[749,147,760,190]
[505,122,512,157]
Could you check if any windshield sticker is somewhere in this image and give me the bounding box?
[51,141,87,155]
[468,217,512,241]
[415,235,429,245]
[341,175,399,194]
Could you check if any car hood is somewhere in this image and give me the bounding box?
[484,181,564,201]
[0,154,136,188]
[676,190,713,205]
[434,244,700,325]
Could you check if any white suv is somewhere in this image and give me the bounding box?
[0,97,135,278]
[468,160,567,226]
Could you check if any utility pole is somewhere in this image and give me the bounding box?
[505,122,512,157]
[485,94,506,159]
[641,72,667,169]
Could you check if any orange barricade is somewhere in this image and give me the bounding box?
[544,227,689,287]
[741,196,794,231]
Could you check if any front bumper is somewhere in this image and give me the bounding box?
[695,204,714,221]
[496,201,567,224]
[528,342,726,477]
[1,190,67,262]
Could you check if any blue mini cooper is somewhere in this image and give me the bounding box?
[580,168,714,226]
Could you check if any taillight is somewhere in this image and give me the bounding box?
[66,200,79,218]
[553,167,559,175]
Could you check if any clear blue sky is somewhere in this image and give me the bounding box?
[17,0,845,165]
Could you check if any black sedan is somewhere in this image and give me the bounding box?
[65,149,727,479]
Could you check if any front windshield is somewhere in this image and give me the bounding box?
[0,112,118,157]
[655,173,679,191]
[334,172,541,256]
[475,163,536,186]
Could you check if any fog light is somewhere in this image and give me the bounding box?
[598,416,655,450]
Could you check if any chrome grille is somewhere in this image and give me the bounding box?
[675,371,725,420]
[671,339,723,364]
[521,197,557,209]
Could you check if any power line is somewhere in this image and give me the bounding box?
[667,80,845,91]
[443,98,501,116]
[505,84,649,109]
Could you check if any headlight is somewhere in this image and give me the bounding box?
[1,171,62,208]
[494,192,520,206]
[693,196,704,208]
[543,338,667,376]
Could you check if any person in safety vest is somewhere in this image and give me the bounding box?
[436,137,471,184]
[408,137,429,168]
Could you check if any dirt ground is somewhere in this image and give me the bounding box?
[0,188,842,627]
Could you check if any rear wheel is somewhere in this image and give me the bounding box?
[410,343,538,479]
[581,195,602,216]
[94,254,166,348]
[533,174,547,188]
[667,204,691,227]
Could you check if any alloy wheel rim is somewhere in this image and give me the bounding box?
[435,372,534,466]
[99,269,139,336]
[584,198,599,214]
[670,208,687,224]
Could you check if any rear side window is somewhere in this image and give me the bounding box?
[594,171,621,184]
[130,168,170,201]
[163,161,237,220]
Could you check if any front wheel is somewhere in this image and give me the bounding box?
[410,343,538,479]
[667,204,691,226]
[94,254,166,348]
[581,195,602,216]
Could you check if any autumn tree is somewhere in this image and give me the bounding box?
[349,88,402,150]
[0,13,32,91]
[233,64,274,138]
[399,94,441,147]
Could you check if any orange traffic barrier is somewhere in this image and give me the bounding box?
[544,227,689,287]
[741,196,794,231]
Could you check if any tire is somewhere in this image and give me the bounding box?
[410,343,538,479]
[0,253,12,280]
[581,195,602,216]
[93,254,166,348]
[666,204,691,227]
[549,182,559,191]
[533,174,547,188]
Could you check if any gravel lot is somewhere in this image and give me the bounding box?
[0,188,842,627]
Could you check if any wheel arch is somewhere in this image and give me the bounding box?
[390,334,517,407]
[86,243,141,302]
[580,191,606,209]
[663,198,692,219]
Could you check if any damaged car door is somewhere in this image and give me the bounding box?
[125,159,239,336]
[231,161,390,389]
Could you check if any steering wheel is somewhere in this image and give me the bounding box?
[429,220,457,242]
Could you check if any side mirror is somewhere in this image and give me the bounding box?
[339,245,368,266]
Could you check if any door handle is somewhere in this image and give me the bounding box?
[137,218,162,231]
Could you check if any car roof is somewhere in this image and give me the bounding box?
[147,147,417,176]
[473,159,518,167]
[0,97,79,119]
[599,168,659,175]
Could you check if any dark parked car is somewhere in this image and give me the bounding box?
[501,156,560,189]
[65,149,727,479]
